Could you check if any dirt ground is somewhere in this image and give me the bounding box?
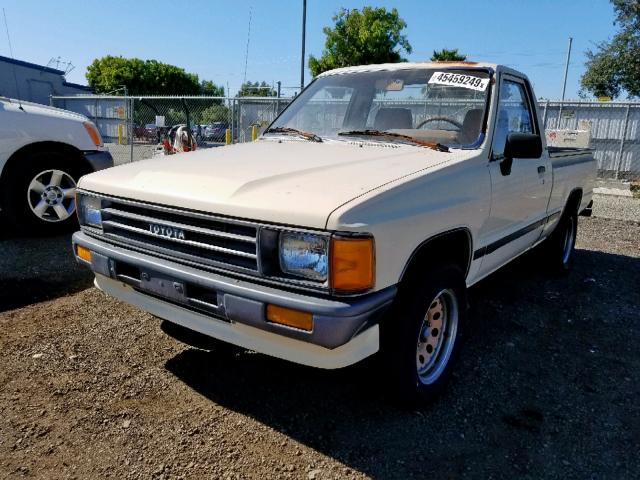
[0,195,638,479]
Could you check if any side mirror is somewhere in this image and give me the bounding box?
[504,132,542,160]
[500,133,542,175]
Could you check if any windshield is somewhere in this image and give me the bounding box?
[268,68,492,148]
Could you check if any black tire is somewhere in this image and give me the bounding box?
[543,206,578,274]
[1,150,87,235]
[382,264,468,407]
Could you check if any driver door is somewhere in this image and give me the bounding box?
[477,76,552,276]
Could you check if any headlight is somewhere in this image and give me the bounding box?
[77,194,102,228]
[279,232,328,282]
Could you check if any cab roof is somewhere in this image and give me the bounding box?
[317,61,525,79]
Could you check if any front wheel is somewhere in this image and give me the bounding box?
[1,151,86,234]
[382,265,468,406]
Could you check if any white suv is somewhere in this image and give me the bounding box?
[0,97,113,233]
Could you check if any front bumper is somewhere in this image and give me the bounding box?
[83,150,114,172]
[72,232,396,368]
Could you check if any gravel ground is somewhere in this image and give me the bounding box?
[591,193,640,223]
[0,200,638,479]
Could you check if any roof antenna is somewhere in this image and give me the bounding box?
[3,8,23,110]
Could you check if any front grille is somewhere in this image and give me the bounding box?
[96,198,259,273]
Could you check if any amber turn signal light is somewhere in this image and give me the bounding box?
[83,122,103,146]
[330,236,374,292]
[266,304,313,331]
[76,245,92,263]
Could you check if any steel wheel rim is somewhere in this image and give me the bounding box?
[27,169,77,223]
[416,288,459,385]
[562,216,575,265]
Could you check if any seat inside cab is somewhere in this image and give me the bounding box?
[374,107,484,146]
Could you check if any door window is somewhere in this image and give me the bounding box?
[492,80,534,158]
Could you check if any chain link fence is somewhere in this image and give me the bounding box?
[51,95,291,166]
[540,101,640,180]
[51,95,639,180]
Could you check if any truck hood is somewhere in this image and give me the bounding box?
[79,139,456,228]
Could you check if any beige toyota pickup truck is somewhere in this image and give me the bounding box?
[73,62,595,404]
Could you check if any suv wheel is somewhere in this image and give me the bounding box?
[1,151,85,234]
[27,169,77,223]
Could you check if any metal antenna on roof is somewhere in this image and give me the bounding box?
[242,6,252,85]
[2,8,23,109]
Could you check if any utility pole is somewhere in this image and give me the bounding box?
[561,37,573,102]
[558,37,573,127]
[300,0,307,93]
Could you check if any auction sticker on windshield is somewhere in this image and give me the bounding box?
[428,72,489,92]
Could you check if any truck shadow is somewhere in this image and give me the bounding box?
[0,232,94,312]
[165,248,640,478]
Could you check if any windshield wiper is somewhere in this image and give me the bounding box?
[263,126,323,143]
[338,129,449,152]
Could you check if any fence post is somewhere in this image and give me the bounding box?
[616,104,631,180]
[557,101,563,129]
[542,99,550,130]
[129,97,134,163]
[229,97,235,144]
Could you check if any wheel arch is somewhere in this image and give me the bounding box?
[565,188,583,215]
[399,227,473,286]
[0,141,91,189]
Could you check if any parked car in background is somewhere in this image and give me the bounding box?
[72,62,595,405]
[0,96,113,233]
[205,122,228,142]
[134,124,157,143]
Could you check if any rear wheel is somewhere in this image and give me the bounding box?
[1,150,86,234]
[382,265,467,406]
[543,207,578,273]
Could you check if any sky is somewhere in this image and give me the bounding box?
[0,0,618,99]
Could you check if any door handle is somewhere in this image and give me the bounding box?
[537,165,546,174]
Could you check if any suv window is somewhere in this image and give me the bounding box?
[492,79,534,158]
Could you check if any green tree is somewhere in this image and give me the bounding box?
[580,0,640,98]
[237,81,276,97]
[308,7,412,77]
[198,104,230,124]
[200,80,225,96]
[431,48,467,61]
[86,56,223,95]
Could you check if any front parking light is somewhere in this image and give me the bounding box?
[330,236,375,292]
[83,122,103,147]
[76,245,92,263]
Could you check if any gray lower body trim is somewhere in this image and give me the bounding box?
[83,150,114,172]
[73,232,396,349]
[473,211,561,260]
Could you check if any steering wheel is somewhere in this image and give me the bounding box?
[416,116,463,130]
